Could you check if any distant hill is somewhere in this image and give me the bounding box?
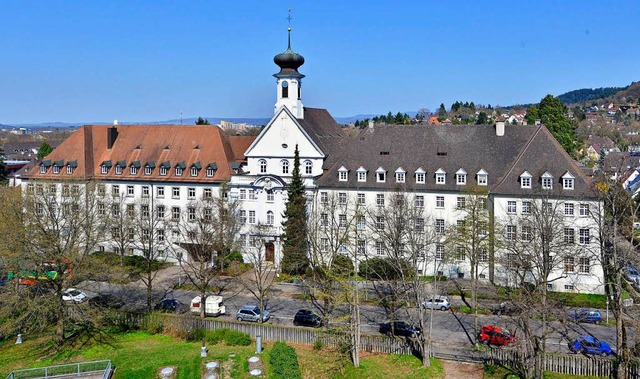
[557,87,627,105]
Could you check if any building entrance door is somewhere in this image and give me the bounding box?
[265,242,275,263]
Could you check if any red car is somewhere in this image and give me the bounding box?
[478,325,518,346]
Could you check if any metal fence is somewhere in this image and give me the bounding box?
[5,360,112,379]
[129,312,640,377]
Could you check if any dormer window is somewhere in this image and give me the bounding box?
[66,165,73,174]
[206,163,218,177]
[115,165,123,175]
[376,167,386,182]
[65,160,77,175]
[53,165,60,174]
[520,171,532,189]
[435,168,446,184]
[159,161,170,176]
[357,167,367,182]
[190,162,202,177]
[562,172,575,190]
[40,166,47,174]
[456,168,467,185]
[175,162,186,176]
[395,168,406,183]
[338,166,348,182]
[190,167,198,176]
[415,167,426,184]
[101,166,108,174]
[282,160,290,174]
[542,172,553,190]
[144,162,155,176]
[130,165,138,175]
[259,159,267,174]
[305,160,313,175]
[476,169,488,186]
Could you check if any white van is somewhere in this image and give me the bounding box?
[190,295,226,317]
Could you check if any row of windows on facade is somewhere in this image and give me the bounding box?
[336,166,577,190]
[505,200,591,217]
[319,192,591,215]
[257,159,314,175]
[39,161,77,174]
[96,184,277,202]
[39,160,221,178]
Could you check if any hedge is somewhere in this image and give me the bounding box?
[269,341,302,379]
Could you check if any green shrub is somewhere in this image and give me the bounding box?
[220,329,251,346]
[269,341,302,379]
[313,338,324,351]
[146,319,163,335]
[224,251,244,264]
[193,328,252,346]
[186,327,206,342]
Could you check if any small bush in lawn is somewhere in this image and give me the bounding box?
[269,341,302,379]
[223,329,251,346]
[146,320,163,335]
[313,338,323,351]
[186,328,206,342]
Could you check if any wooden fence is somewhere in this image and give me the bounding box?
[124,312,638,377]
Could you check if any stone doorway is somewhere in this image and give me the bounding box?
[265,242,275,263]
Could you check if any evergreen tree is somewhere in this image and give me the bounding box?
[438,103,447,117]
[196,117,211,125]
[525,105,539,125]
[281,145,309,275]
[37,141,53,159]
[476,112,488,125]
[538,94,579,156]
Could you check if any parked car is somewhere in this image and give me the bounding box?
[190,295,226,317]
[379,321,420,338]
[236,305,270,322]
[88,294,124,309]
[568,335,613,356]
[478,325,517,346]
[293,309,322,327]
[421,296,451,311]
[568,309,603,324]
[623,265,640,286]
[62,288,87,303]
[491,302,520,316]
[155,298,187,313]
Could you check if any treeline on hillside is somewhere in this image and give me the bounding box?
[354,112,416,128]
[557,87,626,105]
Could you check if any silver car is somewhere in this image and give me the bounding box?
[422,296,451,311]
[236,305,270,322]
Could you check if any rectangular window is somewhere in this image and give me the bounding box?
[156,205,165,218]
[157,186,165,198]
[521,225,532,241]
[357,193,365,205]
[248,190,256,200]
[130,166,138,175]
[249,210,256,224]
[415,195,424,207]
[376,241,384,255]
[564,284,574,291]
[416,172,425,184]
[171,207,180,220]
[267,192,274,202]
[240,189,246,200]
[376,194,385,207]
[563,178,574,190]
[436,173,445,184]
[542,177,553,190]
[145,166,152,175]
[53,166,61,174]
[506,225,516,240]
[376,216,385,230]
[175,167,183,176]
[141,205,150,218]
[436,244,445,260]
[339,171,348,181]
[203,188,212,199]
[456,174,466,185]
[522,201,531,215]
[206,167,215,177]
[320,192,328,204]
[564,228,575,244]
[564,257,575,272]
[188,207,196,221]
[507,201,516,214]
[377,171,386,182]
[321,238,329,252]
[338,192,347,205]
[142,186,149,197]
[172,187,180,199]
[456,197,466,209]
[101,165,108,174]
[115,166,123,175]
[339,214,347,228]
[435,219,445,235]
[240,210,247,224]
[320,213,328,227]
[521,177,531,189]
[97,203,105,215]
[160,166,167,176]
[479,248,488,262]
[126,204,135,217]
[579,258,590,273]
[579,204,590,216]
[396,172,405,183]
[190,167,198,177]
[477,174,487,186]
[127,185,134,197]
[358,171,366,182]
[157,229,165,242]
[97,184,105,196]
[564,203,574,216]
[188,187,196,199]
[357,215,366,230]
[479,220,488,236]
[357,240,366,255]
[414,218,424,231]
[579,228,590,244]
[112,185,120,196]
[436,196,444,208]
[456,246,465,261]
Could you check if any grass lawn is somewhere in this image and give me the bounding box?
[0,331,445,378]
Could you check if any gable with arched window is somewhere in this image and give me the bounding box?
[259,159,267,174]
[281,160,290,174]
[304,160,313,175]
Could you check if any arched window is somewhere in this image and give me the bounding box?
[281,81,289,98]
[282,160,290,174]
[305,160,313,175]
[266,211,274,226]
[259,159,267,174]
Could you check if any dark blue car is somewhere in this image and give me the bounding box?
[568,309,603,324]
[568,336,613,356]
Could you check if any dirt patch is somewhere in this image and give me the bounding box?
[440,360,484,379]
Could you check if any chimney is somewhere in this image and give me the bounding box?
[535,119,541,126]
[496,121,505,137]
[107,120,119,149]
[368,120,374,129]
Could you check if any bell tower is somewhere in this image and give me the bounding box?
[273,27,305,119]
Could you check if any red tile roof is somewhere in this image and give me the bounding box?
[24,125,256,183]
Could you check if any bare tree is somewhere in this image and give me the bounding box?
[170,183,241,318]
[306,191,363,367]
[236,224,276,323]
[103,184,137,264]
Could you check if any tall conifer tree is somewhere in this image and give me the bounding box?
[281,144,309,275]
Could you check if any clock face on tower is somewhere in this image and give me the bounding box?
[282,81,288,88]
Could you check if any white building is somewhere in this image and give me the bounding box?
[21,28,604,294]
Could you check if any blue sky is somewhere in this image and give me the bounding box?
[1,1,638,124]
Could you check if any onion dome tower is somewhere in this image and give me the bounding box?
[274,27,305,119]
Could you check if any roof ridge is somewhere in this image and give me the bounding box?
[492,125,543,190]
